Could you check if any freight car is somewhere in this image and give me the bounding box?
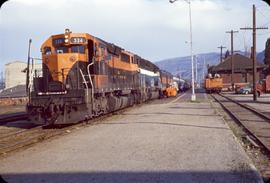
[27,29,176,125]
[204,74,223,93]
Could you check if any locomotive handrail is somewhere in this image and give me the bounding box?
[87,61,95,111]
[87,62,94,101]
[79,69,89,104]
[28,58,35,102]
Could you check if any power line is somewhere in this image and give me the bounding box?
[257,30,270,36]
[240,30,251,56]
[257,7,270,27]
[226,30,238,90]
[217,45,226,63]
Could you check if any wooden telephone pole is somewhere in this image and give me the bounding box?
[226,30,238,91]
[240,4,268,101]
[26,39,32,94]
[217,45,226,63]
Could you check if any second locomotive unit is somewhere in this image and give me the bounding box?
[27,29,177,125]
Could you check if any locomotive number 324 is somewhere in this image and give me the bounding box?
[71,37,86,44]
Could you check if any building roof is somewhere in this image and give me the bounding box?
[5,61,27,66]
[211,54,266,72]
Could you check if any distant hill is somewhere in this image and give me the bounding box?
[155,52,220,82]
[155,51,265,83]
[256,50,265,64]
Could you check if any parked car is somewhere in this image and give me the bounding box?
[256,75,270,96]
[239,86,252,94]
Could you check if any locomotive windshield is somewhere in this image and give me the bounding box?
[44,45,86,54]
[56,47,68,54]
[50,37,86,55]
[71,45,85,53]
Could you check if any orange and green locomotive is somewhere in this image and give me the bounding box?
[27,29,177,125]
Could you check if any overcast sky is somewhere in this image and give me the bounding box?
[0,0,269,71]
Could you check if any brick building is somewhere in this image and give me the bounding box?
[264,38,270,66]
[209,54,266,89]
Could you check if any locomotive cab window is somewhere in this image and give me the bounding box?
[100,46,105,56]
[71,45,85,54]
[44,47,51,55]
[56,47,68,54]
[121,53,130,63]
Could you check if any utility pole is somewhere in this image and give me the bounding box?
[187,0,196,101]
[177,66,180,78]
[226,30,238,91]
[0,71,3,88]
[203,56,206,79]
[217,46,226,63]
[26,39,32,94]
[195,55,198,84]
[240,4,268,101]
[169,0,196,101]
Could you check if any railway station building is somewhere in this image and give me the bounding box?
[208,54,266,89]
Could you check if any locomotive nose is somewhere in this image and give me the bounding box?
[45,53,78,83]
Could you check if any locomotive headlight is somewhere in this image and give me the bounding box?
[64,35,69,38]
[64,38,69,43]
[65,28,70,33]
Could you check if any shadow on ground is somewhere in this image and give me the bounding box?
[122,112,217,117]
[0,170,261,183]
[102,121,228,130]
[195,88,206,93]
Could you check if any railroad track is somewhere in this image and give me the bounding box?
[0,101,144,157]
[0,119,98,157]
[0,114,112,157]
[0,125,51,155]
[211,93,270,154]
[0,112,28,124]
[0,94,186,157]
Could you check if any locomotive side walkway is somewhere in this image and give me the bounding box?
[0,91,262,183]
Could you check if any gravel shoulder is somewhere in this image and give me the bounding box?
[0,105,25,116]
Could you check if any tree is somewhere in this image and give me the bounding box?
[224,50,230,59]
[264,38,270,66]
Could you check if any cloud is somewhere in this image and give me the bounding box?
[0,0,269,71]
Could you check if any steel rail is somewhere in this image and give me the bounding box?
[0,105,134,156]
[0,113,28,124]
[210,93,270,154]
[219,93,270,121]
